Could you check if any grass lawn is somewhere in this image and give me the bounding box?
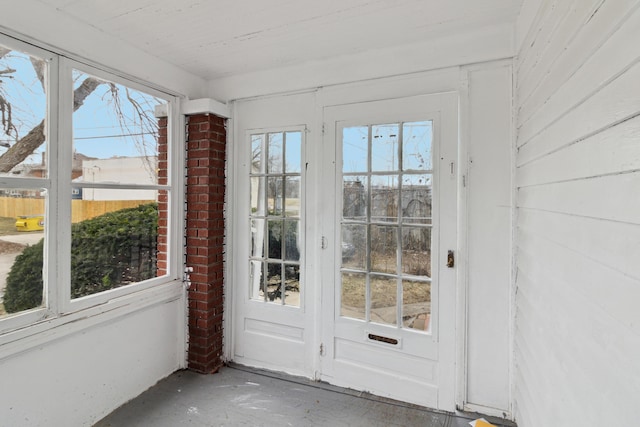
[0,216,18,236]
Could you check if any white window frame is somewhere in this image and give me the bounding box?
[0,32,185,340]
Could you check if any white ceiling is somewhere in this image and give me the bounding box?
[41,0,523,81]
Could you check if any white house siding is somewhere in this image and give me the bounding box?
[514,1,640,426]
[81,157,158,201]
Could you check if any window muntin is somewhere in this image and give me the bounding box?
[340,121,433,332]
[0,34,178,330]
[249,130,302,307]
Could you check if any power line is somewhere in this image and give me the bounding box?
[73,132,155,140]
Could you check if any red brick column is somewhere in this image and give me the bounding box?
[156,116,168,277]
[185,114,226,373]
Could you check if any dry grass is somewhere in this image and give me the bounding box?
[341,273,430,309]
[0,240,26,254]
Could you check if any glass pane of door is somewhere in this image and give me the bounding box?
[340,121,433,332]
[249,130,303,307]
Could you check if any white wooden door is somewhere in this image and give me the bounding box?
[319,93,458,410]
[232,123,314,376]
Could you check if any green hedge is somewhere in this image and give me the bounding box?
[3,203,158,313]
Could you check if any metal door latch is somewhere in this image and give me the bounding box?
[447,250,455,268]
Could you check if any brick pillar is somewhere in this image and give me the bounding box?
[156,116,168,277]
[185,114,226,373]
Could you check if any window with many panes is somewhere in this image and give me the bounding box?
[249,130,303,307]
[340,121,432,332]
[0,34,179,332]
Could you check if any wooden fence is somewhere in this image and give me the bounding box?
[0,197,155,223]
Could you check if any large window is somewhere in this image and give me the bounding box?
[0,34,179,331]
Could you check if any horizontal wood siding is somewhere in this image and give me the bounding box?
[514,1,640,426]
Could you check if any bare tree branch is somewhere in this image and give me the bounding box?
[0,94,15,137]
[0,76,104,172]
[73,77,103,111]
[30,57,45,91]
[0,48,16,136]
[0,120,44,172]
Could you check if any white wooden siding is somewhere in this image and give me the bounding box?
[514,1,640,426]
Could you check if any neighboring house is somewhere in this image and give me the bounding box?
[10,151,93,179]
[79,156,158,201]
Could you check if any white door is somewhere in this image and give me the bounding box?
[232,125,314,376]
[319,93,458,410]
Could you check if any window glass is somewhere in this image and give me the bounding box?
[0,43,48,318]
[340,121,432,332]
[0,36,176,329]
[72,70,162,185]
[0,44,48,177]
[70,70,167,299]
[249,131,303,307]
[0,188,46,317]
[402,121,432,171]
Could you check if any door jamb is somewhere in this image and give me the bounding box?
[455,70,470,410]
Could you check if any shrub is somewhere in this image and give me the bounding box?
[3,239,45,313]
[3,203,158,313]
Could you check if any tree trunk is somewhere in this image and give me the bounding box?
[0,121,44,172]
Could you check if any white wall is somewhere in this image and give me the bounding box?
[463,63,513,415]
[0,288,184,426]
[208,24,514,102]
[513,1,640,426]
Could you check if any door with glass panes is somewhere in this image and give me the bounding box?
[319,93,458,410]
[233,126,311,375]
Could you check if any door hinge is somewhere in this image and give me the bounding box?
[321,236,328,249]
[320,343,325,356]
[322,123,326,135]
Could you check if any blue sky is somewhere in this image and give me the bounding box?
[342,121,433,175]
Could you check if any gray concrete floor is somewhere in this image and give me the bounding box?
[96,364,516,427]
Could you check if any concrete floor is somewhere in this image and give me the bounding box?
[96,365,516,427]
